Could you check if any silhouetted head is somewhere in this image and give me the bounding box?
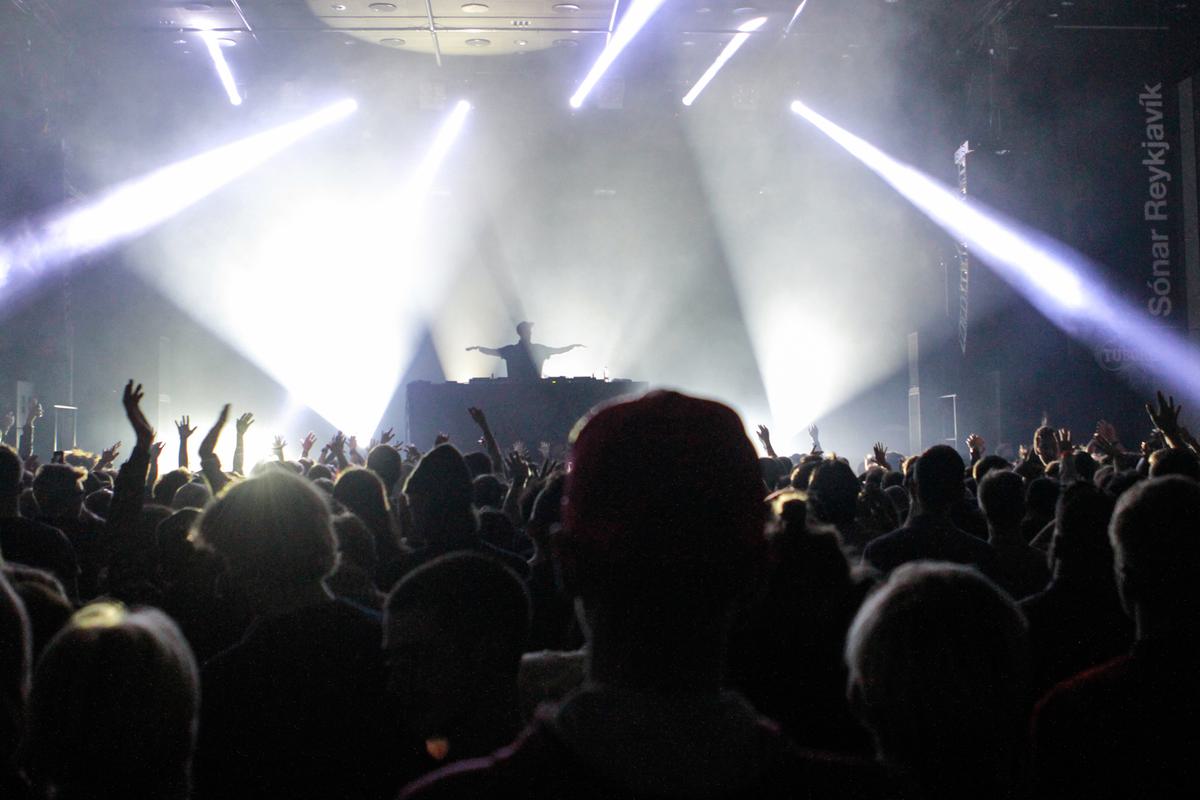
[846,563,1028,798]
[913,445,965,514]
[2,565,70,662]
[1025,477,1060,520]
[25,603,199,800]
[977,469,1024,530]
[171,480,212,511]
[560,390,766,622]
[306,463,334,483]
[1049,481,1115,576]
[1110,476,1200,627]
[404,444,476,543]
[153,469,191,507]
[0,445,22,504]
[1147,446,1200,481]
[807,459,860,527]
[334,466,392,535]
[1034,426,1057,463]
[973,454,1010,484]
[515,321,533,342]
[472,474,505,509]
[366,445,403,494]
[195,470,334,599]
[384,552,529,740]
[32,464,87,518]
[462,451,493,480]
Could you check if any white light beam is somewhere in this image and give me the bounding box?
[570,0,668,109]
[0,99,358,287]
[202,31,243,106]
[682,17,766,107]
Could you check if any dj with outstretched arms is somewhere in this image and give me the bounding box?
[466,321,585,380]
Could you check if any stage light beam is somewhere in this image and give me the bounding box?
[406,100,472,199]
[0,98,357,289]
[202,31,243,106]
[682,17,766,107]
[790,99,1086,312]
[789,98,1200,408]
[569,0,668,109]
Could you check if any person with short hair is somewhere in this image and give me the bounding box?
[385,552,530,780]
[193,470,399,800]
[863,445,999,579]
[1020,481,1131,697]
[978,469,1050,600]
[465,322,584,381]
[0,446,79,602]
[846,562,1030,800]
[24,602,199,800]
[1031,476,1200,799]
[402,390,891,799]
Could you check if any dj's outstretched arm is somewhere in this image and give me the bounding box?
[547,343,585,356]
[466,345,502,357]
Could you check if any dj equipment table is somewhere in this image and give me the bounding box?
[406,378,647,452]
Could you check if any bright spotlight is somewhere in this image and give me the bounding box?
[784,0,810,35]
[406,100,472,198]
[202,31,242,106]
[682,17,766,107]
[134,98,473,439]
[789,98,1200,407]
[790,99,1086,312]
[569,0,668,109]
[0,98,357,290]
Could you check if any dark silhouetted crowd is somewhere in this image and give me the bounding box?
[1,381,1198,799]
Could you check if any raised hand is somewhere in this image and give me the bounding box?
[2,410,14,433]
[176,415,196,440]
[122,381,155,447]
[1054,428,1073,455]
[755,424,775,457]
[347,435,359,453]
[807,423,822,454]
[1096,420,1119,445]
[537,459,559,481]
[328,431,346,455]
[1146,391,1184,447]
[98,441,122,467]
[505,451,530,484]
[380,427,395,446]
[872,442,889,467]
[198,404,231,458]
[468,407,489,429]
[301,431,317,457]
[150,441,166,460]
[272,435,287,451]
[434,433,450,447]
[966,433,985,458]
[235,412,255,437]
[402,443,421,462]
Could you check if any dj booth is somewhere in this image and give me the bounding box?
[406,378,648,452]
